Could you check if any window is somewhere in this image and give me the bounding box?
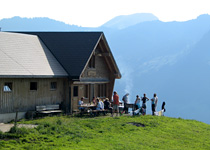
[98,84,107,97]
[30,82,37,91]
[50,82,57,90]
[4,82,12,92]
[88,55,95,68]
[73,86,78,97]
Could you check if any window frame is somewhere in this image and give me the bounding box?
[3,82,12,92]
[50,82,57,90]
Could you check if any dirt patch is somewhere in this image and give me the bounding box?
[0,123,38,133]
[128,122,145,127]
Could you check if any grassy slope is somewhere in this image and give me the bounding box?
[0,115,210,150]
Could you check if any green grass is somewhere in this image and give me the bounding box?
[0,115,210,150]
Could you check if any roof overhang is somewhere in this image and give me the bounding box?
[0,75,68,78]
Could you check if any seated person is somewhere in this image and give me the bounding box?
[78,97,85,111]
[96,98,102,110]
[92,97,96,105]
[104,98,113,114]
[104,98,110,110]
[100,99,104,110]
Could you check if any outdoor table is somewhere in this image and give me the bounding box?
[80,104,96,108]
[79,104,96,111]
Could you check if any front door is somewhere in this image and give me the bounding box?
[72,84,95,111]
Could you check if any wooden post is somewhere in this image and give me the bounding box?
[14,110,18,128]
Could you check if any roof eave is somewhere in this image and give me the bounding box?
[100,33,122,78]
[79,32,103,79]
[0,75,68,78]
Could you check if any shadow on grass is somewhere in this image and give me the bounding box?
[127,122,146,127]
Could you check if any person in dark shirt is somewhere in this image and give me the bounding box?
[162,101,166,112]
[141,93,149,115]
[104,98,113,114]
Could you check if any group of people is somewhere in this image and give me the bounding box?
[134,93,158,115]
[112,91,165,116]
[78,96,113,114]
[92,96,113,112]
[78,91,165,117]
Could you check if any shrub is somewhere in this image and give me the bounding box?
[56,119,62,125]
[9,126,30,135]
[0,130,5,138]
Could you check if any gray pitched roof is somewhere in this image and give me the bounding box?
[0,32,68,77]
[20,32,102,79]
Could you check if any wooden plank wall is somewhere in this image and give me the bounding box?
[0,78,68,113]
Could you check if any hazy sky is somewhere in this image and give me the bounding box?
[1,0,210,27]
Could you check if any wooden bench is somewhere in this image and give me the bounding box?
[90,109,110,116]
[36,104,63,117]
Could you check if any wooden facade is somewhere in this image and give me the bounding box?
[71,55,114,111]
[70,37,118,111]
[0,78,69,114]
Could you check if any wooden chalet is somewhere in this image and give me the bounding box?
[0,32,121,122]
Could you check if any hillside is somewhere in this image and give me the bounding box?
[0,115,210,149]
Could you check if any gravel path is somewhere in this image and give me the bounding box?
[0,123,38,133]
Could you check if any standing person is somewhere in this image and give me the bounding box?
[141,93,149,115]
[151,93,158,115]
[135,95,141,110]
[112,91,119,117]
[122,93,129,114]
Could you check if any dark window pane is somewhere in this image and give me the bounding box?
[73,86,78,97]
[30,82,37,90]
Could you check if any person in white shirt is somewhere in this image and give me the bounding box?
[151,93,158,115]
[78,97,84,111]
[100,100,104,109]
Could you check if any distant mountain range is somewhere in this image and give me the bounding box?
[101,13,158,29]
[1,13,210,124]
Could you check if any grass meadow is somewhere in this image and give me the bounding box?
[0,115,210,150]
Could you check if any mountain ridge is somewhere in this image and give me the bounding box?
[101,13,159,29]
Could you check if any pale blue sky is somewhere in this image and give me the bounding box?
[1,0,210,27]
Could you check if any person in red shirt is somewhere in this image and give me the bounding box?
[112,91,119,117]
